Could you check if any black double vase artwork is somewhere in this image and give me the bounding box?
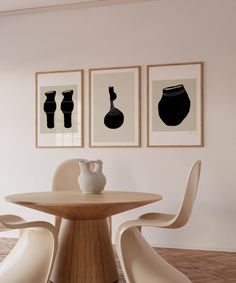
[60,90,74,128]
[43,90,74,129]
[158,84,191,126]
[104,86,124,129]
[43,90,57,129]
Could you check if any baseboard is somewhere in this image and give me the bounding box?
[0,0,155,16]
[151,242,236,253]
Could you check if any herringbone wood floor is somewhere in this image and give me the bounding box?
[1,238,235,282]
[158,248,236,283]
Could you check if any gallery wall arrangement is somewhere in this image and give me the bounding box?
[35,62,203,148]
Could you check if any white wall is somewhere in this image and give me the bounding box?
[0,0,236,251]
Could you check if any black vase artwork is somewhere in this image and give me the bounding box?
[158,84,191,126]
[104,86,124,129]
[43,90,57,129]
[61,90,74,128]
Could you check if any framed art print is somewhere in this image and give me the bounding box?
[89,66,141,147]
[36,69,83,148]
[147,62,203,147]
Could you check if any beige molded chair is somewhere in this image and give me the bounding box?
[116,160,201,283]
[0,215,58,283]
[52,158,112,236]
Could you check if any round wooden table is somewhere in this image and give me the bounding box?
[6,191,162,283]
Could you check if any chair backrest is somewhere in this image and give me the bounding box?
[52,159,83,232]
[171,160,201,228]
[52,158,83,192]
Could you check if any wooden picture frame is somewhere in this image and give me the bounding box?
[36,69,84,148]
[89,66,141,147]
[147,62,203,147]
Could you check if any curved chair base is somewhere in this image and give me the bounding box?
[117,227,191,283]
[0,215,57,283]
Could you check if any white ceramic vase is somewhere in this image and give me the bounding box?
[78,159,106,194]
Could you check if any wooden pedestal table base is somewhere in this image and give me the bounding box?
[50,218,118,283]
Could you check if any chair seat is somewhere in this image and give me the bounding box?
[139,213,175,226]
[118,213,176,232]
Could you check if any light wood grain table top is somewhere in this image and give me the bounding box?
[6,191,162,220]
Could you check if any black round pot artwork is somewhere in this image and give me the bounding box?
[61,90,74,128]
[158,84,191,126]
[104,86,124,129]
[43,90,57,128]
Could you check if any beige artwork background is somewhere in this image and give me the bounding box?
[93,72,135,143]
[152,79,197,132]
[40,85,78,134]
